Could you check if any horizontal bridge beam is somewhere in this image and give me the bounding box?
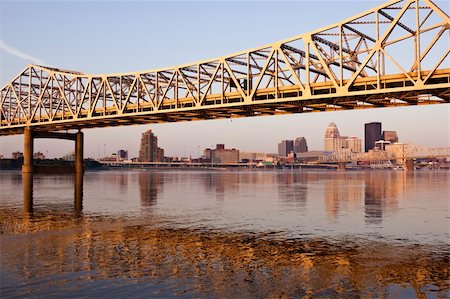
[33,131,77,141]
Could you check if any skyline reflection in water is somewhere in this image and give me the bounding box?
[0,169,449,298]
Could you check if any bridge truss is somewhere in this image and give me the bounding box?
[1,0,449,135]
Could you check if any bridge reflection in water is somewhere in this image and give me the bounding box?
[21,172,84,217]
[1,170,448,298]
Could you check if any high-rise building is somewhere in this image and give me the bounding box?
[294,137,308,153]
[139,130,164,162]
[278,140,294,157]
[365,122,382,152]
[383,131,399,144]
[324,122,341,151]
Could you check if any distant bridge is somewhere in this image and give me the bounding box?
[1,0,449,173]
[318,143,450,163]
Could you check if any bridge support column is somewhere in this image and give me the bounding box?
[404,159,414,171]
[337,162,346,171]
[22,127,34,174]
[75,130,84,173]
[22,172,33,213]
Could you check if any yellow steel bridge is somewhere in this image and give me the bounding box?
[1,0,449,136]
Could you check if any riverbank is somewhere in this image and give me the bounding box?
[0,158,103,171]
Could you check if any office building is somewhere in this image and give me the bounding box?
[278,140,294,157]
[365,122,382,152]
[205,144,239,163]
[324,122,341,151]
[139,130,164,162]
[342,137,362,153]
[294,137,308,153]
[383,131,399,144]
[325,122,362,152]
[117,149,128,161]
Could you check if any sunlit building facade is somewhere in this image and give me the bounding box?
[139,130,164,162]
[342,137,362,153]
[325,123,362,152]
[324,123,341,151]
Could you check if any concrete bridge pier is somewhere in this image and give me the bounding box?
[21,128,84,174]
[75,130,84,173]
[22,128,34,174]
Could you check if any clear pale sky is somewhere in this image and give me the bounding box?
[0,0,449,159]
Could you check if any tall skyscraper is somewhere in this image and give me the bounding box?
[139,130,164,162]
[324,122,341,151]
[365,122,382,152]
[294,137,308,153]
[278,140,294,157]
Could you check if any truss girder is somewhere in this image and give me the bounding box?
[1,0,449,135]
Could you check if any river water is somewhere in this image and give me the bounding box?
[0,169,449,298]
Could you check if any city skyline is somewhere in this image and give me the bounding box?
[0,1,448,158]
[1,117,444,160]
